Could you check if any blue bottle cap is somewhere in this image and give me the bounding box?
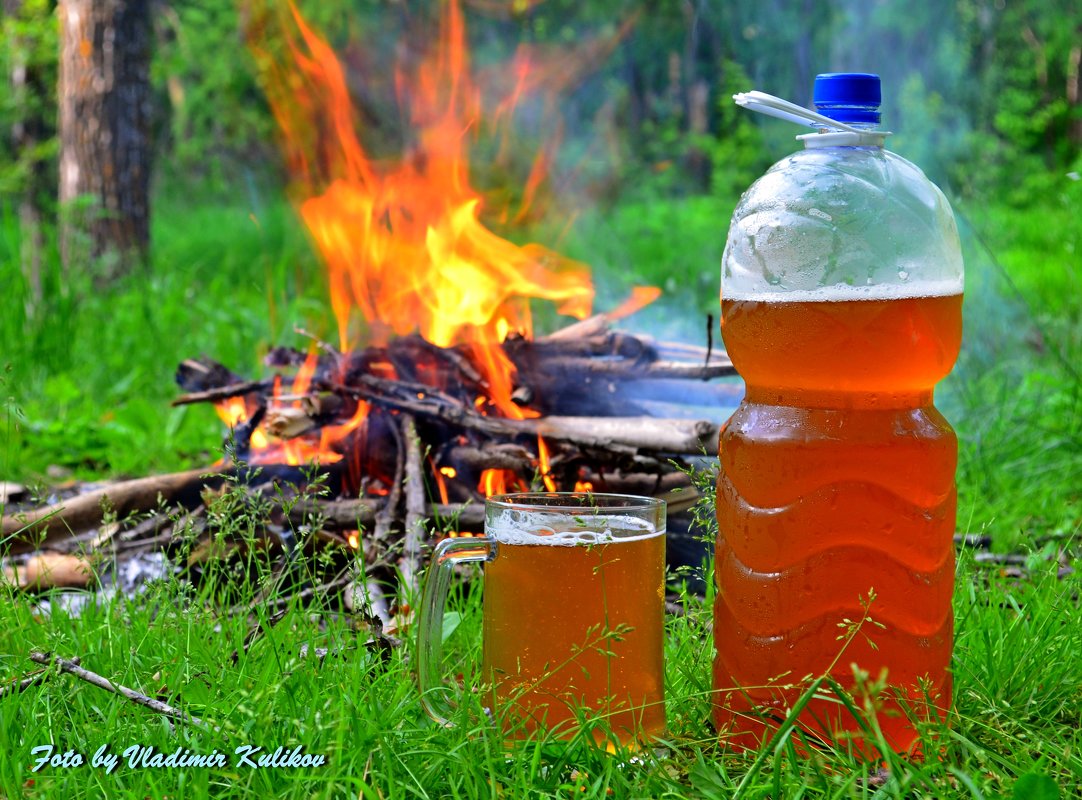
[813,73,881,125]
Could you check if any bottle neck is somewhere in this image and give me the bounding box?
[840,120,880,131]
[804,106,886,147]
[799,129,887,148]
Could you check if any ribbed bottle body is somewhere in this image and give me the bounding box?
[713,285,961,755]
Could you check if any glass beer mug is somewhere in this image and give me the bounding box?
[417,493,667,743]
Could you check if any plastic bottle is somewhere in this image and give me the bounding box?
[713,73,964,756]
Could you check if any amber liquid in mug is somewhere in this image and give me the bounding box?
[482,517,666,743]
[714,287,962,754]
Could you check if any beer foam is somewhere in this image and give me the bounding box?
[722,277,963,304]
[486,511,661,546]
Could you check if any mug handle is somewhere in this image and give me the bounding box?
[416,536,494,727]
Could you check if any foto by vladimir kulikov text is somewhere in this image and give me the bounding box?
[31,743,327,774]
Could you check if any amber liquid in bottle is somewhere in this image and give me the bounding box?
[713,287,962,755]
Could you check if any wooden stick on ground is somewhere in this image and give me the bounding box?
[397,415,427,598]
[442,444,534,473]
[2,553,96,591]
[535,315,609,342]
[29,651,208,729]
[371,420,405,556]
[530,416,719,455]
[2,467,219,554]
[288,498,379,530]
[529,357,735,381]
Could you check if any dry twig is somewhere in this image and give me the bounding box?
[398,415,427,597]
[28,651,209,729]
[343,424,404,625]
[171,381,270,407]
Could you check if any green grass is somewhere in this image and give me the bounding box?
[0,481,1078,798]
[945,189,1081,548]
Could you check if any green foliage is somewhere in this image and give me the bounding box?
[152,0,374,192]
[702,59,768,199]
[941,190,1082,546]
[950,0,1082,203]
[2,0,1079,210]
[557,193,733,321]
[153,0,277,190]
[0,4,1078,796]
[0,0,58,200]
[1012,772,1062,800]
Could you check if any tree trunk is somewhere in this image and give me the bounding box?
[58,0,152,280]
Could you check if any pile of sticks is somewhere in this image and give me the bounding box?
[2,317,736,620]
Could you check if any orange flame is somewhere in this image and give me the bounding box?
[259,1,594,359]
[536,435,557,493]
[433,460,453,504]
[239,2,653,490]
[214,352,369,466]
[606,286,662,322]
[481,468,503,497]
[214,397,270,451]
[480,468,527,498]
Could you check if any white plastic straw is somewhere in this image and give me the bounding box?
[732,90,866,133]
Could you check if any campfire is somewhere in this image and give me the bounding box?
[3,1,737,618]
